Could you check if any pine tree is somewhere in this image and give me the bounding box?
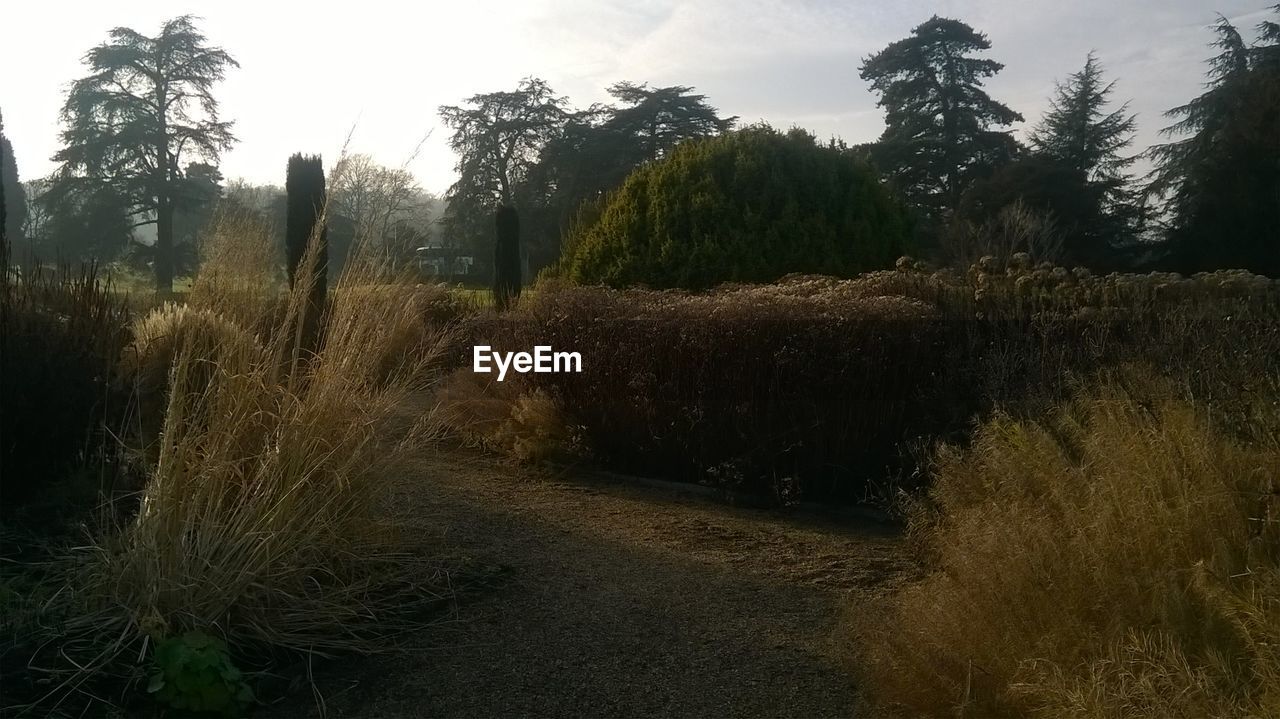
[50,16,237,290]
[1027,53,1141,260]
[1146,8,1280,275]
[285,154,328,357]
[860,16,1023,223]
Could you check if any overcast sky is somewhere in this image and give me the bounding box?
[1,0,1274,195]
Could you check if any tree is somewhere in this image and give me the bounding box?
[1029,55,1137,184]
[1018,54,1141,264]
[1,110,26,252]
[285,154,328,358]
[50,15,238,290]
[174,161,224,251]
[330,153,422,265]
[519,83,736,271]
[438,77,569,272]
[1145,8,1280,275]
[557,125,912,289]
[493,206,521,310]
[21,180,53,249]
[602,82,737,161]
[439,77,569,208]
[860,16,1023,224]
[40,181,133,263]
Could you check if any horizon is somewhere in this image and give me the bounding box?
[1,0,1274,195]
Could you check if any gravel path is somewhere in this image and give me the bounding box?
[279,450,911,718]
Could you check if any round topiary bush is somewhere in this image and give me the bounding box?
[555,125,913,289]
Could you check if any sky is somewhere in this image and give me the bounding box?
[1,0,1275,196]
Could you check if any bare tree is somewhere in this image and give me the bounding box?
[20,179,52,248]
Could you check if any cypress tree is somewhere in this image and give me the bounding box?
[493,205,521,310]
[285,153,328,356]
[1,109,27,257]
[1,130,7,258]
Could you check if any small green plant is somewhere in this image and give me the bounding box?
[147,631,253,716]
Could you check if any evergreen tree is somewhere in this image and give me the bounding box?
[557,126,912,289]
[493,206,521,310]
[860,17,1023,223]
[521,83,736,272]
[438,78,568,276]
[1,110,27,252]
[40,182,133,263]
[285,154,328,358]
[50,16,238,290]
[1146,8,1280,275]
[1026,53,1141,262]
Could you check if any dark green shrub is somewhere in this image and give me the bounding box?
[493,205,521,310]
[0,258,132,518]
[555,125,913,289]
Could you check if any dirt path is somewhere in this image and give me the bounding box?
[283,450,912,718]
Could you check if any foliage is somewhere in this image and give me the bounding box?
[285,153,328,358]
[956,159,1087,263]
[855,369,1280,718]
[1018,54,1143,263]
[49,15,238,290]
[461,261,1280,503]
[20,179,52,251]
[945,198,1067,268]
[860,16,1023,223]
[0,256,132,517]
[518,83,737,269]
[459,284,945,503]
[493,206,521,310]
[12,217,451,716]
[34,178,134,264]
[119,303,264,466]
[174,162,225,252]
[556,125,912,289]
[439,79,736,276]
[1146,8,1280,276]
[147,631,253,716]
[330,154,429,268]
[439,77,569,273]
[1,110,26,248]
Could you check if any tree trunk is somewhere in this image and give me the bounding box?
[155,197,174,292]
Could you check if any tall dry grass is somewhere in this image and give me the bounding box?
[857,368,1280,718]
[16,190,452,715]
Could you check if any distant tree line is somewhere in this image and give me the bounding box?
[437,78,737,276]
[3,17,441,289]
[1,8,1277,289]
[858,10,1280,275]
